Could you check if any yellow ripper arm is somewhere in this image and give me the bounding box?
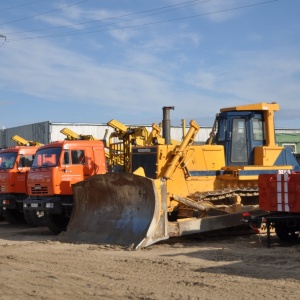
[163,120,200,180]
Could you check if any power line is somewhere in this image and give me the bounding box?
[6,0,209,35]
[0,0,91,26]
[9,0,279,42]
[59,0,210,37]
[0,0,46,13]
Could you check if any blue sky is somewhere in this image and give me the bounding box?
[0,0,299,129]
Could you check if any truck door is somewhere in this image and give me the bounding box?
[92,147,107,175]
[217,111,264,166]
[61,149,85,194]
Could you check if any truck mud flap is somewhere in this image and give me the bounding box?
[60,173,169,249]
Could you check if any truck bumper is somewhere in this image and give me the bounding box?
[23,197,72,214]
[0,195,18,209]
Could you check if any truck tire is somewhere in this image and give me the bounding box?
[45,213,69,234]
[3,209,26,224]
[24,211,46,227]
[275,225,299,242]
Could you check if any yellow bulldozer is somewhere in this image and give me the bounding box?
[62,103,300,249]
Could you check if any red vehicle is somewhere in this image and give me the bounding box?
[242,171,300,246]
[23,138,107,233]
[0,136,42,225]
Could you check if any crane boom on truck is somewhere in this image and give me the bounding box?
[62,102,300,249]
[11,135,44,147]
[60,128,96,141]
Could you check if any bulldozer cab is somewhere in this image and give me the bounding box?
[216,111,265,166]
[214,102,280,166]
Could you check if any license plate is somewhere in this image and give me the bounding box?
[31,203,39,208]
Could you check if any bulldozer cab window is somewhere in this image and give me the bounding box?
[18,154,34,168]
[71,150,85,164]
[252,118,264,141]
[217,118,227,142]
[231,119,247,163]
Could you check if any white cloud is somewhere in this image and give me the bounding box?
[35,14,85,29]
[109,28,138,42]
[0,37,173,110]
[35,6,140,42]
[184,69,216,90]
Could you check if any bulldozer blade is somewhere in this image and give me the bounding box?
[61,173,169,249]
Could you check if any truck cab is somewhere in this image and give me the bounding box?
[23,139,107,233]
[0,146,37,224]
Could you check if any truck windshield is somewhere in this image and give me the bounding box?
[0,152,18,169]
[32,147,62,168]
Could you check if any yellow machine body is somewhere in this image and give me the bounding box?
[63,103,300,248]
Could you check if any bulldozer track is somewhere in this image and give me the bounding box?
[189,187,259,206]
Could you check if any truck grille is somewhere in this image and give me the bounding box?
[30,186,48,195]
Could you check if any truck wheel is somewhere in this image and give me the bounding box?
[24,211,46,227]
[3,209,26,224]
[275,225,299,242]
[45,213,69,234]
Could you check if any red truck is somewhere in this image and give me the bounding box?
[242,171,300,247]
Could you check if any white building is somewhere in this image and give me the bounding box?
[0,121,213,148]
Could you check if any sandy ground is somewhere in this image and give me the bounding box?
[0,221,300,300]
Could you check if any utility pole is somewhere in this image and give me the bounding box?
[0,34,6,44]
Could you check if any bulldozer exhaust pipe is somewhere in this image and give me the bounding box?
[162,106,174,145]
